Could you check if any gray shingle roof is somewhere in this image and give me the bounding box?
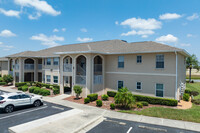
[6,39,189,58]
[0,57,8,61]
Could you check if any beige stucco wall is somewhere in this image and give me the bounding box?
[104,52,177,99]
[0,61,8,76]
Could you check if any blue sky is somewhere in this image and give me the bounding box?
[0,0,200,60]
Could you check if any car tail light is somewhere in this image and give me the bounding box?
[0,101,5,104]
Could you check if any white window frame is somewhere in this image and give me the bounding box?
[156,54,164,69]
[117,80,124,90]
[47,58,51,65]
[46,75,51,83]
[118,56,124,68]
[53,57,59,66]
[155,83,164,97]
[136,55,142,63]
[53,76,58,84]
[136,82,142,90]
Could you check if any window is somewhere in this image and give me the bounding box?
[43,59,45,65]
[156,55,164,68]
[137,56,142,63]
[53,58,59,65]
[65,76,69,83]
[156,83,164,97]
[118,81,124,90]
[46,75,51,82]
[53,76,58,83]
[20,94,30,99]
[8,95,20,99]
[118,56,124,68]
[0,96,4,100]
[136,82,142,90]
[47,58,51,65]
[43,74,45,82]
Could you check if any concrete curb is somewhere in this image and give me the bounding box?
[9,109,83,133]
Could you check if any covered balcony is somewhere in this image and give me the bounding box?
[94,55,103,84]
[76,55,86,85]
[63,56,72,72]
[24,58,34,70]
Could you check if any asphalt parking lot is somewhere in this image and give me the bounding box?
[0,93,72,133]
[88,118,199,133]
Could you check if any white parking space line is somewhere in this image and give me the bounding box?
[127,127,133,133]
[138,125,167,132]
[0,106,48,120]
[105,119,126,125]
[51,106,64,110]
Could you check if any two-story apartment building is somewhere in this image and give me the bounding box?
[5,40,189,99]
[0,57,8,76]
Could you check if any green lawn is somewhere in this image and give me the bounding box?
[119,82,200,123]
[119,104,200,123]
[186,75,200,80]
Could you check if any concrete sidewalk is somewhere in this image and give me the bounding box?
[1,86,200,133]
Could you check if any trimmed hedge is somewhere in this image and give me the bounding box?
[101,94,109,101]
[185,89,199,96]
[84,98,90,104]
[134,95,178,106]
[18,86,22,91]
[110,103,115,109]
[29,86,38,93]
[33,88,50,96]
[140,101,149,106]
[107,91,117,97]
[87,94,98,102]
[0,82,6,85]
[137,103,143,108]
[183,93,190,101]
[53,88,60,95]
[96,100,102,107]
[22,85,28,92]
[15,82,27,87]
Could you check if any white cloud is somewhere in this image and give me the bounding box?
[28,12,41,20]
[187,13,199,21]
[121,30,154,37]
[14,0,61,16]
[155,34,178,43]
[77,37,93,42]
[53,28,59,32]
[0,29,16,37]
[180,43,191,47]
[159,13,182,20]
[121,17,162,30]
[187,34,193,37]
[0,42,14,51]
[30,33,64,47]
[62,28,66,32]
[115,21,119,25]
[80,28,87,32]
[0,8,20,18]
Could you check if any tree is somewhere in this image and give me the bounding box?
[2,75,13,84]
[186,54,200,82]
[73,85,82,99]
[114,87,135,109]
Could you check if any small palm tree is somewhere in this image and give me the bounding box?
[186,54,199,82]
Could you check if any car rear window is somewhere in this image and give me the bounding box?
[0,96,4,100]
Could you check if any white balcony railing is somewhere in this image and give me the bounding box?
[24,64,34,70]
[15,64,19,70]
[38,64,42,70]
[94,75,103,84]
[64,64,72,72]
[76,75,86,84]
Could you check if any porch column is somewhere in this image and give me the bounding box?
[72,56,76,96]
[34,59,37,82]
[60,56,64,94]
[13,59,16,85]
[86,54,93,97]
[8,59,10,75]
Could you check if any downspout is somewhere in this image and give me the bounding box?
[175,51,178,100]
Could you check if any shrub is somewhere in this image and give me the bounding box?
[22,85,28,92]
[33,87,41,94]
[52,84,60,89]
[0,77,3,82]
[84,98,90,104]
[110,103,115,110]
[2,75,13,84]
[0,82,6,85]
[107,91,117,97]
[18,86,22,91]
[185,89,192,95]
[134,95,178,106]
[64,86,71,92]
[26,83,31,86]
[96,100,102,107]
[114,87,135,109]
[73,85,83,99]
[49,86,54,89]
[101,94,109,101]
[87,94,98,102]
[140,101,149,106]
[41,87,46,89]
[53,88,60,95]
[183,93,190,101]
[137,103,143,108]
[40,89,50,96]
[29,86,37,93]
[191,99,200,105]
[15,82,27,87]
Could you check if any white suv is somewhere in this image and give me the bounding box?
[0,92,43,113]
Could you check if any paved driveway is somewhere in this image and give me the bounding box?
[88,118,199,133]
[0,101,71,133]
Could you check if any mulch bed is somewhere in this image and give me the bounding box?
[64,96,177,111]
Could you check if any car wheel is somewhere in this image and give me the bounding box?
[33,100,41,107]
[4,105,14,113]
